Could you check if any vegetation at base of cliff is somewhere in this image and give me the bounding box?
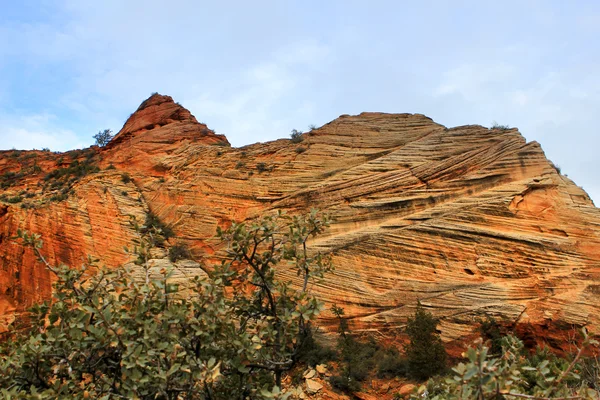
[318,304,600,399]
[2,210,332,399]
[410,332,599,400]
[326,303,443,394]
[404,302,447,380]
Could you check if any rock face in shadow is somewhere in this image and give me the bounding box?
[0,94,599,351]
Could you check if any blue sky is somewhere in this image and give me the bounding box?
[1,1,599,203]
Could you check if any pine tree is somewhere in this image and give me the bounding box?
[405,302,447,380]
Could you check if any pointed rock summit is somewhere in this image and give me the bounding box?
[106,93,229,149]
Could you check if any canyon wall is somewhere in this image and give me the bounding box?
[1,94,599,350]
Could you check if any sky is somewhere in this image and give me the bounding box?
[0,1,598,203]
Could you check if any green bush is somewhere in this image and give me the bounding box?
[491,121,510,130]
[4,195,23,204]
[290,129,303,143]
[256,162,268,173]
[329,305,382,393]
[93,129,114,147]
[139,211,174,246]
[405,302,447,380]
[478,315,505,355]
[410,333,599,400]
[3,211,333,399]
[295,146,306,154]
[121,172,132,183]
[168,242,191,262]
[376,346,408,378]
[295,326,337,367]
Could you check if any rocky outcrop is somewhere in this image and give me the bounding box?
[0,94,599,352]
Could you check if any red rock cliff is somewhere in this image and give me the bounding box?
[0,94,599,352]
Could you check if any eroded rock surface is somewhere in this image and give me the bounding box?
[0,94,599,351]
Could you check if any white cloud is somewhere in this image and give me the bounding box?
[0,113,85,151]
[181,42,330,146]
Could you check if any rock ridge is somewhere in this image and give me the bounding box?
[0,95,598,354]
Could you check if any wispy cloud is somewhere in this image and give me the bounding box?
[0,0,598,202]
[0,113,85,151]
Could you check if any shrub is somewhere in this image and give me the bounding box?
[290,129,303,143]
[4,211,333,399]
[121,172,132,183]
[168,242,191,262]
[491,121,510,130]
[93,129,114,146]
[550,161,562,174]
[296,326,337,367]
[295,146,307,154]
[376,347,408,378]
[5,196,23,204]
[106,163,116,170]
[256,162,268,173]
[410,332,600,400]
[50,193,69,202]
[139,211,174,246]
[329,305,380,393]
[235,161,245,169]
[478,315,504,355]
[405,302,447,380]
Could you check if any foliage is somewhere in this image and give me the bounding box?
[215,210,333,387]
[1,210,332,399]
[329,304,406,393]
[491,121,510,130]
[294,147,306,154]
[93,129,114,147]
[0,195,23,204]
[121,172,132,183]
[256,163,273,173]
[410,332,600,400]
[376,347,408,378]
[478,315,505,356]
[550,161,562,174]
[43,158,100,199]
[405,302,447,380]
[295,326,336,367]
[138,211,174,246]
[168,242,191,262]
[290,129,303,143]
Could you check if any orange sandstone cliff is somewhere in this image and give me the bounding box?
[0,93,599,352]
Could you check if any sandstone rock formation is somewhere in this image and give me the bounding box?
[1,93,599,352]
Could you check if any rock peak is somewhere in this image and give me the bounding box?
[106,93,229,149]
[136,93,176,112]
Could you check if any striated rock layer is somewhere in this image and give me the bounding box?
[1,93,599,352]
